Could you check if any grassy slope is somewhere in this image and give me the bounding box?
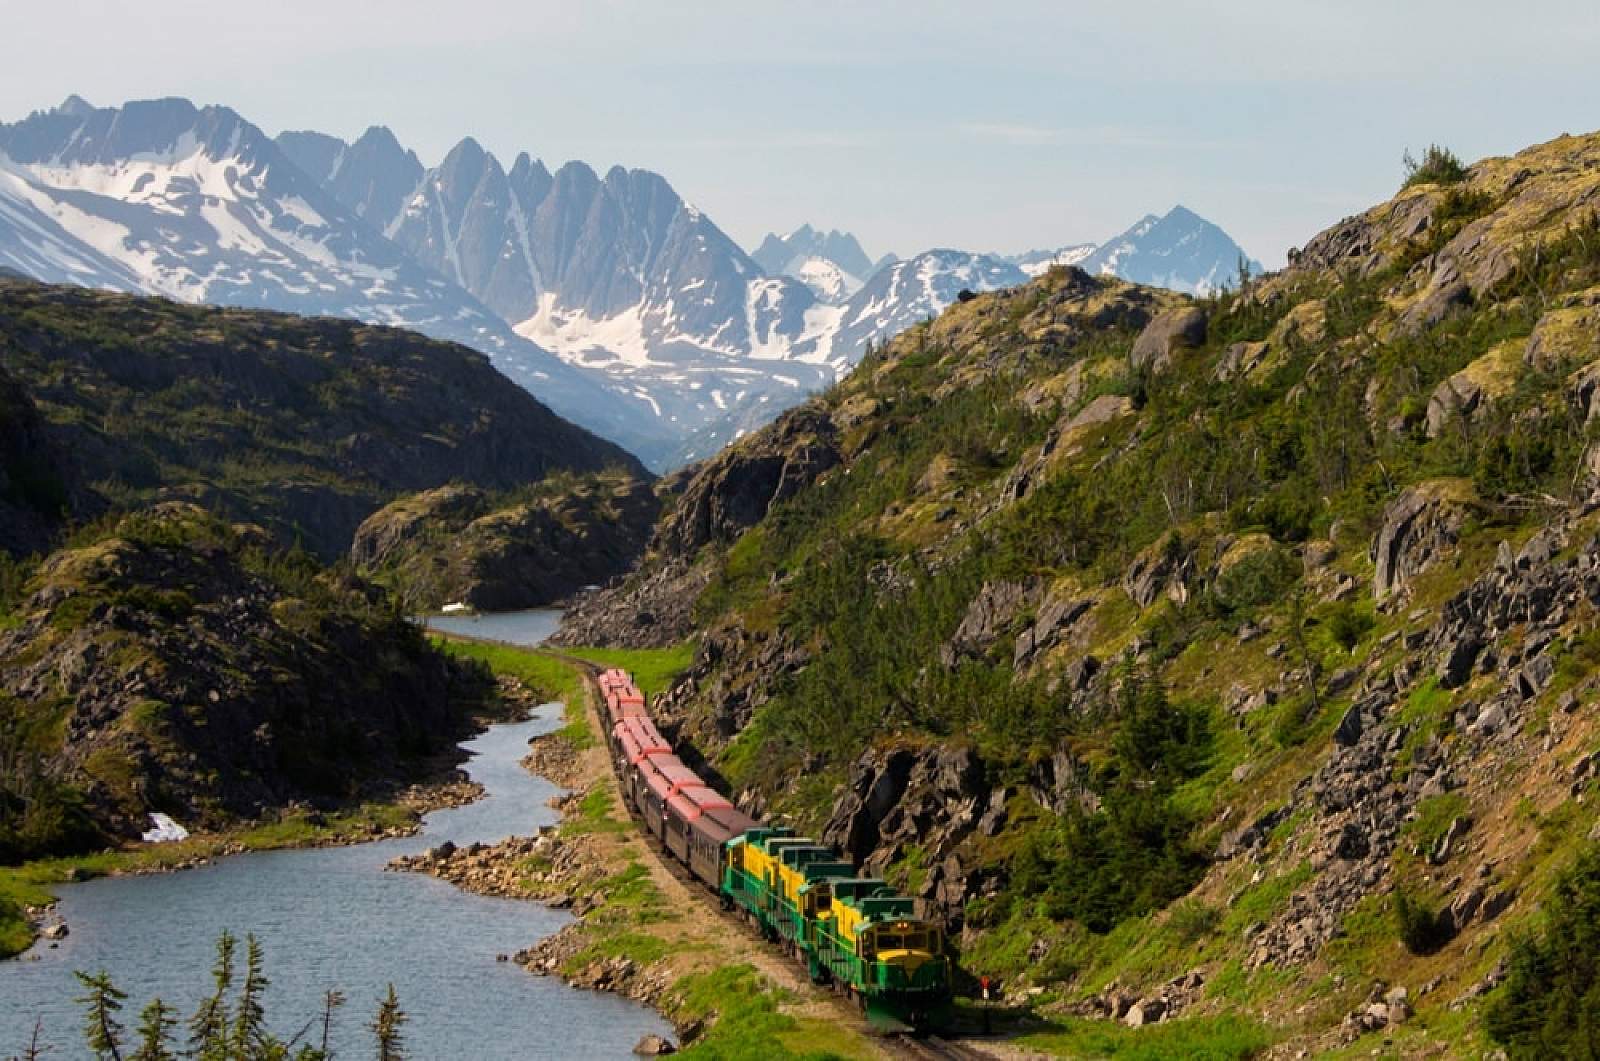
[656,132,1600,1055]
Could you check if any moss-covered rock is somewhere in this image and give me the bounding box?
[351,473,659,611]
[0,504,492,856]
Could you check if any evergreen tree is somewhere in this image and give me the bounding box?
[131,998,177,1061]
[318,989,347,1057]
[75,970,128,1061]
[186,930,235,1060]
[231,934,272,1057]
[369,985,407,1061]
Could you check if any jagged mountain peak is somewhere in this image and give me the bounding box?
[509,152,552,183]
[1078,205,1260,296]
[752,224,879,284]
[56,94,95,117]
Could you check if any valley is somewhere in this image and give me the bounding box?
[1,13,1595,1055]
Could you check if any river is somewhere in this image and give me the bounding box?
[0,610,671,1059]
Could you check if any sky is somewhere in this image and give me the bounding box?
[4,1,1598,268]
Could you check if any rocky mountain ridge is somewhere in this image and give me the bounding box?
[350,474,659,611]
[558,130,1600,1053]
[0,504,494,858]
[0,274,643,560]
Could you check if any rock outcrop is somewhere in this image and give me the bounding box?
[1129,307,1208,374]
[652,405,840,557]
[352,475,659,611]
[1372,480,1476,599]
[0,504,491,847]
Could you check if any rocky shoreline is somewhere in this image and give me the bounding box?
[389,725,689,1041]
[12,772,485,959]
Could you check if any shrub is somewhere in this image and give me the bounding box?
[1324,601,1376,652]
[1485,844,1600,1057]
[1403,144,1469,188]
[1393,888,1453,954]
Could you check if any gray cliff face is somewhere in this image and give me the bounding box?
[277,124,424,231]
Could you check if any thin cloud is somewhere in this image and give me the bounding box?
[957,123,1231,150]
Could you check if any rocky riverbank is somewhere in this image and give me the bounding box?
[386,689,887,1058]
[9,772,486,960]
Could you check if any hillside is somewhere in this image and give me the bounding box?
[558,131,1600,1054]
[350,472,660,611]
[0,503,492,862]
[0,275,646,560]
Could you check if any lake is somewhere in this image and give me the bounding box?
[0,608,670,1058]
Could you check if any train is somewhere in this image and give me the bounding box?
[596,668,952,1027]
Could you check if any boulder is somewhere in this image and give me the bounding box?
[1214,340,1269,382]
[943,579,1042,665]
[1372,481,1475,599]
[1424,341,1523,438]
[633,1034,676,1056]
[1062,394,1134,432]
[1123,998,1166,1027]
[1013,595,1093,668]
[1123,532,1193,608]
[1130,307,1208,374]
[1524,294,1600,371]
[1569,360,1600,424]
[1398,272,1472,335]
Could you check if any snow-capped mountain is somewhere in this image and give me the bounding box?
[1078,206,1261,296]
[748,224,900,306]
[1008,243,1097,278]
[0,96,654,456]
[0,97,1261,471]
[276,129,848,464]
[751,225,887,282]
[831,250,1027,356]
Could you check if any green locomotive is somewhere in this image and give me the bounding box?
[722,828,951,1026]
[599,670,952,1028]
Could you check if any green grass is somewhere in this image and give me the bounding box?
[669,964,861,1060]
[564,786,630,836]
[562,643,696,699]
[1014,1012,1273,1059]
[434,638,585,707]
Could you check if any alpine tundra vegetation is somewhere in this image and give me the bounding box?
[559,129,1600,1056]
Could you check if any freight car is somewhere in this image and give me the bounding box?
[595,668,951,1026]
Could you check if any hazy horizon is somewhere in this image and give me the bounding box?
[6,0,1598,268]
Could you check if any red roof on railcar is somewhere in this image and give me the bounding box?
[616,717,670,759]
[628,716,668,747]
[654,760,704,795]
[617,727,644,762]
[681,784,732,811]
[639,757,679,800]
[700,804,759,837]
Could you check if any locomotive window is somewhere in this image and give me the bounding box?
[878,933,902,950]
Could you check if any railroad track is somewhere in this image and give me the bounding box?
[442,637,996,1058]
[889,1032,993,1060]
